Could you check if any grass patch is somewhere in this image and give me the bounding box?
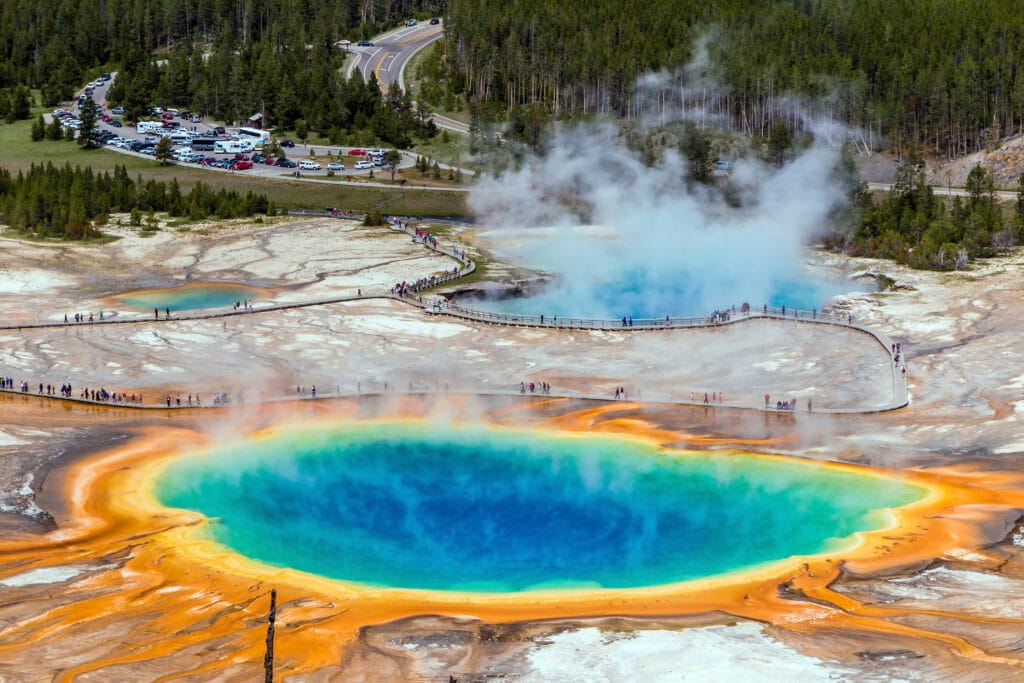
[2,226,121,245]
[411,135,474,171]
[0,115,469,217]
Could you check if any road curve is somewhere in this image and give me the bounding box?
[347,22,469,134]
[349,23,442,93]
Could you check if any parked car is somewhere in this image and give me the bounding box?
[348,148,366,156]
[354,160,374,169]
[109,119,123,127]
[356,40,374,47]
[263,157,278,166]
[280,139,295,148]
[252,154,265,163]
[276,158,297,168]
[212,126,225,135]
[326,162,344,171]
[234,153,250,160]
[231,160,253,170]
[298,160,321,170]
[111,106,124,115]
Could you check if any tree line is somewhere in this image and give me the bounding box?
[828,164,1024,270]
[0,0,443,103]
[441,0,1024,158]
[0,0,441,146]
[0,163,273,239]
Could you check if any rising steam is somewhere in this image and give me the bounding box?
[467,70,859,319]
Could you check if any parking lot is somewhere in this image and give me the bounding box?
[53,74,417,183]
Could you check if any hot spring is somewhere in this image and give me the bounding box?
[469,270,863,319]
[117,283,264,312]
[155,422,923,593]
[464,227,873,319]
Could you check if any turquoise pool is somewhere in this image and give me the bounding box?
[156,422,923,592]
[118,284,263,312]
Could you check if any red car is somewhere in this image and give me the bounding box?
[348,148,366,156]
[263,157,277,166]
[231,160,253,170]
[161,112,174,121]
[234,153,250,160]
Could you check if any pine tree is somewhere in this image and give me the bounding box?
[31,114,46,141]
[46,117,63,140]
[11,86,31,120]
[155,137,174,165]
[78,99,100,148]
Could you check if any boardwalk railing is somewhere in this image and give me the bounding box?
[421,302,851,331]
[0,211,908,413]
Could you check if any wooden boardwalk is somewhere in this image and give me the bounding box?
[0,218,908,413]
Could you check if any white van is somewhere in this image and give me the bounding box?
[353,160,374,169]
[298,160,321,170]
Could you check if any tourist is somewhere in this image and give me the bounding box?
[765,393,770,408]
[154,308,158,320]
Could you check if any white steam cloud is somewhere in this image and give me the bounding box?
[467,78,858,319]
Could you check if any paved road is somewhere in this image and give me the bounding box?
[347,22,469,134]
[348,23,443,93]
[867,182,1020,201]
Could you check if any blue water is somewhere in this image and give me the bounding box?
[119,284,260,312]
[156,423,922,592]
[472,270,864,319]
